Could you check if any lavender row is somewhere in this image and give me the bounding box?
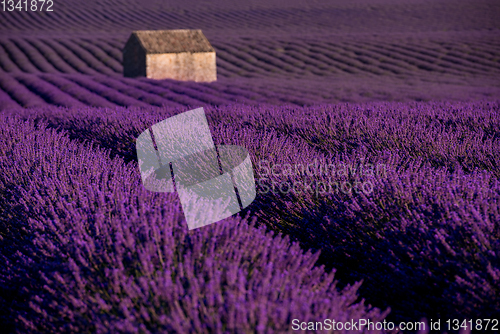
[41,39,100,75]
[8,39,60,74]
[2,70,499,110]
[145,78,249,106]
[57,39,117,76]
[0,73,316,110]
[93,76,191,107]
[24,100,498,178]
[75,40,122,73]
[7,101,498,325]
[0,39,40,73]
[219,101,500,177]
[0,42,22,73]
[0,87,21,110]
[27,39,79,74]
[91,39,123,63]
[246,146,500,321]
[67,75,150,107]
[209,102,500,322]
[40,74,118,108]
[0,75,47,108]
[128,79,227,107]
[0,116,388,333]
[14,73,87,108]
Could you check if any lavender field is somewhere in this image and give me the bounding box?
[1,0,500,333]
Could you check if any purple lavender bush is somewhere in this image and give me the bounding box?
[0,0,499,331]
[8,100,498,328]
[24,39,79,74]
[0,75,47,108]
[0,116,389,333]
[207,101,500,322]
[40,74,118,108]
[15,73,87,108]
[7,39,60,74]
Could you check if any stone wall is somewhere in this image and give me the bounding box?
[123,35,147,78]
[146,52,216,82]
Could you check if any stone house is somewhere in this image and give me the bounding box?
[123,29,216,82]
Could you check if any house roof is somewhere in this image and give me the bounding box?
[131,29,215,54]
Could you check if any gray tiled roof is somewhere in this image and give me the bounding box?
[132,29,214,54]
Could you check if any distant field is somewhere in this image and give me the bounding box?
[1,0,499,108]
